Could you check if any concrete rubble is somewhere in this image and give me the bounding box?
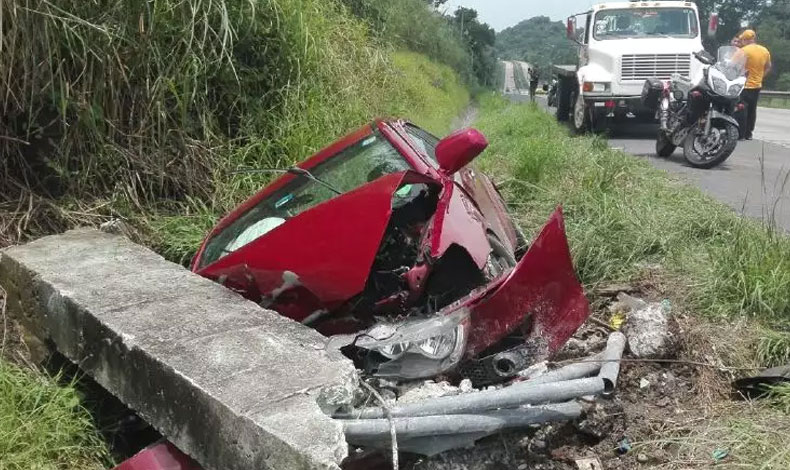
[618,293,675,359]
[0,229,359,470]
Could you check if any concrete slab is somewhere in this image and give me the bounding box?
[0,229,358,470]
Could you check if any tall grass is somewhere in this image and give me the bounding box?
[0,0,469,256]
[0,361,110,469]
[474,95,790,328]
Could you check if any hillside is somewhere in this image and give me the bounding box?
[495,16,577,76]
[0,0,486,262]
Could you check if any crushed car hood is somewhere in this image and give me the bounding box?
[198,171,437,320]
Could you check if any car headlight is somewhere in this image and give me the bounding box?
[354,308,470,380]
[728,84,743,97]
[711,77,727,95]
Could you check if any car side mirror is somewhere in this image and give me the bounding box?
[566,17,577,41]
[707,13,719,38]
[436,128,488,176]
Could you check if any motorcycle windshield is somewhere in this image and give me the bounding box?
[715,46,747,81]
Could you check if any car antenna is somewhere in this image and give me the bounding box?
[232,167,342,195]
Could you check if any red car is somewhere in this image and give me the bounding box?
[191,120,589,382]
[116,120,590,470]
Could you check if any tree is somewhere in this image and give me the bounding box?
[496,16,578,76]
[451,8,497,86]
[695,0,768,47]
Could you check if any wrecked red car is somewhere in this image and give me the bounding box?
[191,120,590,384]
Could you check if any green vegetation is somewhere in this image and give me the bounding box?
[495,17,577,77]
[0,0,471,261]
[0,0,476,465]
[0,361,110,469]
[475,96,790,329]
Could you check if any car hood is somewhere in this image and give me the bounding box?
[198,171,443,317]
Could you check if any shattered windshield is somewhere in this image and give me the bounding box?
[593,8,698,40]
[199,133,411,268]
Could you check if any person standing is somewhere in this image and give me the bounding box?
[528,67,539,103]
[739,29,772,140]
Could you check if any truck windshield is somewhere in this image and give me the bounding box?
[593,8,698,40]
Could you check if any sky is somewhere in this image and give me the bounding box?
[443,0,595,31]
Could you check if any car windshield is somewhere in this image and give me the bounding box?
[593,8,698,40]
[198,132,411,268]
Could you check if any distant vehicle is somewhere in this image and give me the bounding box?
[551,1,718,133]
[643,46,746,168]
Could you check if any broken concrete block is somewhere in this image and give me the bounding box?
[619,294,674,359]
[0,229,358,470]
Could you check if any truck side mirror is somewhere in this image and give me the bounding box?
[707,13,719,38]
[566,17,577,41]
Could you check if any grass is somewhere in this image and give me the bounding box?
[0,0,469,262]
[474,95,790,467]
[760,96,790,109]
[0,1,471,466]
[0,361,110,470]
[475,95,790,331]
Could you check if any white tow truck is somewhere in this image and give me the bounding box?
[553,1,716,132]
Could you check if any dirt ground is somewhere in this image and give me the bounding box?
[409,276,767,470]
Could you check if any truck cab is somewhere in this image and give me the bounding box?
[555,1,706,132]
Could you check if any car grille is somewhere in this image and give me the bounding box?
[620,54,691,81]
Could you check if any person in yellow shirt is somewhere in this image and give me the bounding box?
[739,29,772,140]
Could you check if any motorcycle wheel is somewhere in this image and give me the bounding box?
[683,121,739,169]
[656,131,676,157]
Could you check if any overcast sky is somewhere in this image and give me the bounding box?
[443,0,596,31]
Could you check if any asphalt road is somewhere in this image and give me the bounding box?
[508,84,790,231]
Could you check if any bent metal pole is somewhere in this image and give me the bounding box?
[342,377,605,419]
[343,402,583,442]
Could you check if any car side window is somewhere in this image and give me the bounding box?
[405,125,440,168]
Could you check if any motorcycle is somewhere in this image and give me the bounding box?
[642,46,746,169]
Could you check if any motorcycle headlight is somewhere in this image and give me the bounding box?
[728,84,743,97]
[353,308,470,380]
[711,77,727,95]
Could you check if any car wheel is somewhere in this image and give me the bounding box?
[485,233,517,280]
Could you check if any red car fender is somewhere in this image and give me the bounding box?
[427,180,490,269]
[113,441,200,470]
[464,208,590,355]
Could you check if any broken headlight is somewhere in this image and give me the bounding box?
[355,308,470,380]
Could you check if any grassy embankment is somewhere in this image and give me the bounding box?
[0,0,470,467]
[474,95,790,467]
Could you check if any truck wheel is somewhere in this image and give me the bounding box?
[555,78,573,122]
[571,91,591,134]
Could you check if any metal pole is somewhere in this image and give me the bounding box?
[339,377,604,420]
[343,402,583,442]
[599,332,626,396]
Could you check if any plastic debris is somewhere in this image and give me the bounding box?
[712,448,729,461]
[616,437,632,455]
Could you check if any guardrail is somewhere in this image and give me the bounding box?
[762,90,790,98]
